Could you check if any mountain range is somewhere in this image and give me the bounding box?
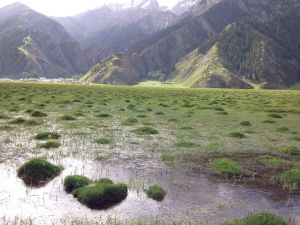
[0,0,299,89]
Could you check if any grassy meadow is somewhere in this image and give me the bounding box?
[0,81,299,224]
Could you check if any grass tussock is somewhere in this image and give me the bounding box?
[281,168,300,191]
[35,132,60,140]
[132,126,159,135]
[146,185,166,201]
[210,158,242,176]
[17,158,62,186]
[73,181,128,209]
[64,175,92,193]
[223,211,288,225]
[37,140,61,149]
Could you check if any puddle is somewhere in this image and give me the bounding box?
[0,158,300,224]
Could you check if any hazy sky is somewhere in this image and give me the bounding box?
[0,0,177,16]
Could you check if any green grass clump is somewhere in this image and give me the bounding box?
[228,132,246,139]
[94,137,112,145]
[281,169,300,190]
[240,121,251,126]
[263,120,276,124]
[96,178,113,184]
[176,141,196,148]
[223,211,288,225]
[258,155,286,167]
[278,146,300,156]
[181,126,193,130]
[35,132,60,140]
[268,113,283,118]
[17,158,62,186]
[73,181,128,209]
[61,115,76,121]
[9,117,26,124]
[24,119,41,126]
[276,127,290,132]
[161,153,177,165]
[0,114,10,119]
[31,111,47,117]
[64,175,92,193]
[122,118,138,126]
[37,140,61,149]
[211,158,242,176]
[291,135,300,141]
[96,113,111,118]
[132,126,159,135]
[146,185,166,201]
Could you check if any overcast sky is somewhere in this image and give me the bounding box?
[0,0,177,16]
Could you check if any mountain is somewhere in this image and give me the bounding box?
[83,0,300,89]
[55,1,176,64]
[0,2,91,78]
[171,0,201,15]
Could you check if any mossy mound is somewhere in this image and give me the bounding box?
[132,126,159,135]
[146,185,166,201]
[210,158,242,176]
[17,158,62,186]
[223,211,288,225]
[281,168,300,191]
[73,181,128,209]
[64,175,92,193]
[35,132,60,140]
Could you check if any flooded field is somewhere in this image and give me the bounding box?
[0,82,300,224]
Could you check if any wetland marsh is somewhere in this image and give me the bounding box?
[0,82,299,224]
